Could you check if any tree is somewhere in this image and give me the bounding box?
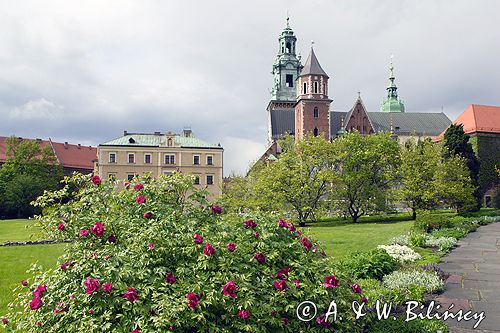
[443,124,481,211]
[253,135,336,226]
[0,136,63,218]
[399,139,441,219]
[332,131,400,223]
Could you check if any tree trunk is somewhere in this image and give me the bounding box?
[412,209,417,220]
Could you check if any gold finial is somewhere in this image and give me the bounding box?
[311,40,314,48]
[286,11,290,27]
[358,91,361,98]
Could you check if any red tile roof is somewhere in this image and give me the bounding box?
[436,104,500,140]
[0,136,96,170]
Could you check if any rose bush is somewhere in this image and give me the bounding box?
[5,173,375,332]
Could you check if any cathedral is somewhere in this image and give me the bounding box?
[261,19,451,161]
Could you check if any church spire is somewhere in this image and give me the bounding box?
[380,55,405,113]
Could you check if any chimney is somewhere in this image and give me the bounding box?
[154,131,160,135]
[77,144,81,149]
[183,128,192,137]
[64,142,68,149]
[124,130,128,136]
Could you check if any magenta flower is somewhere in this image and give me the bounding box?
[351,283,362,294]
[294,279,301,288]
[287,222,296,232]
[210,205,222,214]
[122,287,139,303]
[301,237,313,251]
[361,297,368,304]
[324,275,339,289]
[84,278,100,294]
[296,230,302,236]
[255,232,260,238]
[278,218,287,228]
[321,250,327,257]
[273,280,288,291]
[29,297,42,310]
[193,233,203,244]
[132,330,141,333]
[226,242,237,252]
[107,234,117,243]
[91,175,101,186]
[276,267,291,279]
[133,183,144,191]
[90,222,105,237]
[103,282,113,294]
[223,280,237,298]
[149,242,155,250]
[21,280,28,286]
[32,284,47,298]
[186,292,199,308]
[243,219,257,229]
[203,243,216,256]
[238,309,251,320]
[54,302,67,314]
[57,223,65,231]
[254,252,266,264]
[136,195,146,204]
[143,211,153,219]
[80,229,89,237]
[282,317,289,326]
[165,272,176,284]
[316,313,331,328]
[2,318,8,325]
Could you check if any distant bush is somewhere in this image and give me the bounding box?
[413,213,453,233]
[336,249,397,281]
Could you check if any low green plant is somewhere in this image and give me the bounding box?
[413,213,453,233]
[424,235,457,252]
[409,233,426,247]
[336,249,397,281]
[407,284,427,303]
[368,316,449,333]
[431,227,467,239]
[383,270,444,293]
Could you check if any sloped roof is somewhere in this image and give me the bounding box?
[270,109,295,140]
[368,112,451,136]
[300,48,328,77]
[453,104,500,134]
[100,133,222,149]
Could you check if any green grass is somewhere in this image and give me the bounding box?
[0,219,44,243]
[0,243,65,317]
[303,219,414,259]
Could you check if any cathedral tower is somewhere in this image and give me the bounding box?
[294,46,332,141]
[380,57,405,112]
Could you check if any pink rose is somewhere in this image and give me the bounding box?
[186,292,199,308]
[226,242,237,252]
[203,243,216,256]
[33,284,47,298]
[122,287,139,302]
[91,175,101,186]
[243,219,257,229]
[278,218,287,228]
[133,183,144,191]
[143,211,153,219]
[301,237,313,251]
[210,205,222,214]
[361,297,368,304]
[238,309,250,320]
[149,242,155,250]
[90,222,105,237]
[84,278,100,294]
[29,297,42,310]
[165,272,176,284]
[136,195,146,204]
[103,282,113,294]
[273,280,288,291]
[287,222,296,232]
[324,275,339,289]
[80,229,89,237]
[254,252,266,264]
[223,280,237,298]
[351,283,362,294]
[57,223,65,231]
[294,279,300,288]
[169,326,175,331]
[193,233,203,244]
[276,267,291,279]
[21,280,28,286]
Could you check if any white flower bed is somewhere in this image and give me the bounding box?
[424,235,457,251]
[383,270,444,293]
[387,234,409,246]
[377,244,421,263]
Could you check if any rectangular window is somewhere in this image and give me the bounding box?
[127,174,134,181]
[193,155,200,165]
[128,153,135,164]
[194,175,200,185]
[109,153,116,163]
[144,154,152,164]
[207,155,213,165]
[108,173,116,180]
[164,154,175,164]
[286,74,293,87]
[206,175,214,185]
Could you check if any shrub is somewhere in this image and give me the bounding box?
[383,270,444,293]
[377,245,422,263]
[479,215,500,225]
[431,227,467,239]
[5,173,371,332]
[356,279,405,306]
[424,235,457,252]
[368,316,449,333]
[408,233,426,247]
[413,213,453,233]
[336,249,397,281]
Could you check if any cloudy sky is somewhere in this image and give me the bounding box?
[1,0,499,175]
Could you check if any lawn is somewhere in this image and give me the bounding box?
[303,218,415,259]
[0,219,43,243]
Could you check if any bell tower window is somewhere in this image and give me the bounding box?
[286,42,291,53]
[314,107,319,118]
[314,81,318,93]
[303,82,307,94]
[286,74,293,87]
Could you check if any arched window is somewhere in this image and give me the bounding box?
[313,107,319,118]
[314,81,318,93]
[286,42,291,53]
[313,128,319,137]
[303,82,307,94]
[167,138,173,147]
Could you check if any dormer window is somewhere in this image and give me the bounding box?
[167,138,173,147]
[129,137,135,144]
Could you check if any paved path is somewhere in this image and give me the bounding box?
[435,222,500,332]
